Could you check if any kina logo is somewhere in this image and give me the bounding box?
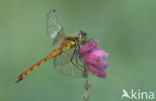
[121,89,154,100]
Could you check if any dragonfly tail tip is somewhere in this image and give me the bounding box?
[15,76,23,83]
[15,79,20,83]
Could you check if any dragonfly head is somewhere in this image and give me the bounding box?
[78,31,88,45]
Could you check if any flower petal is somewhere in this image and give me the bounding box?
[85,54,99,65]
[80,40,98,56]
[84,50,109,67]
[91,50,109,58]
[80,40,109,78]
[88,64,98,75]
[88,64,106,78]
[98,61,109,70]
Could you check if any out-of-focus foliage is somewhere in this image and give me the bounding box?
[0,0,156,101]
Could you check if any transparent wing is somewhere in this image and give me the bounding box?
[52,28,65,46]
[47,9,65,46]
[47,9,60,38]
[53,48,86,77]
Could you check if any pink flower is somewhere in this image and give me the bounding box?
[80,40,99,56]
[80,40,109,78]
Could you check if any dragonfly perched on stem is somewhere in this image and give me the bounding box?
[15,9,88,83]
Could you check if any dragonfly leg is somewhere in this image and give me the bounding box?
[75,49,78,64]
[70,48,83,72]
[75,46,80,64]
[76,45,81,64]
[71,59,83,72]
[70,47,88,77]
[70,48,76,61]
[75,46,84,68]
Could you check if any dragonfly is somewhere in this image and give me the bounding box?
[15,9,88,83]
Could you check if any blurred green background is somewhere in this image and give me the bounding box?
[0,0,156,101]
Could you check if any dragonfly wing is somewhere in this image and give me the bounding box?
[52,28,65,46]
[53,48,85,77]
[47,9,65,45]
